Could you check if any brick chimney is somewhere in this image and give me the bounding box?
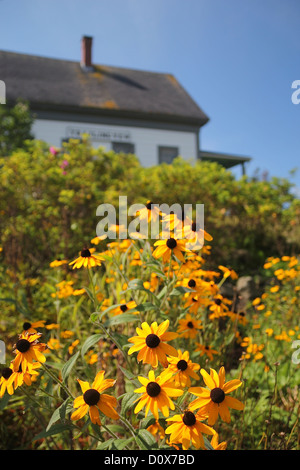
[81,36,94,71]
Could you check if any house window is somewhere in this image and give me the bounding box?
[112,142,135,154]
[158,146,179,164]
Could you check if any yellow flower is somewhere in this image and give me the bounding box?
[137,201,161,223]
[195,344,218,361]
[134,369,183,419]
[189,367,244,426]
[166,350,200,387]
[147,420,165,439]
[9,362,41,390]
[128,320,178,368]
[12,332,47,373]
[69,247,103,269]
[165,409,215,450]
[68,339,80,355]
[270,285,280,293]
[60,330,74,339]
[152,237,189,263]
[177,314,203,339]
[218,265,238,280]
[0,366,14,397]
[210,433,227,450]
[49,259,68,268]
[71,371,118,425]
[111,300,138,316]
[21,320,46,335]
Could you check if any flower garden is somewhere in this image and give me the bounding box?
[0,137,299,451]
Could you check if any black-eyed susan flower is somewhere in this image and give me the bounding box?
[22,320,46,335]
[227,310,247,326]
[152,236,189,263]
[195,344,218,361]
[69,247,103,269]
[208,295,232,319]
[184,293,211,314]
[137,201,161,223]
[71,370,119,425]
[166,350,200,387]
[12,332,47,373]
[147,420,165,439]
[177,314,203,339]
[0,366,14,397]
[218,265,238,280]
[111,299,138,316]
[189,367,244,426]
[210,433,227,450]
[128,319,178,368]
[183,220,213,250]
[134,369,183,419]
[9,362,41,390]
[165,409,215,450]
[49,259,68,268]
[161,209,191,237]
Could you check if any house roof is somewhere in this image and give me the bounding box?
[0,50,209,127]
[199,150,251,169]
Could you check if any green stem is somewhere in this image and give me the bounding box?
[41,363,75,399]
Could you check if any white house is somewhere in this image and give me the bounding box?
[0,36,250,171]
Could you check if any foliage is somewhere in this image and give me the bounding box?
[0,217,299,450]
[0,138,299,450]
[0,100,34,157]
[0,138,299,278]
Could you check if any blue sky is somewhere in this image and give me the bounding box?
[1,0,299,192]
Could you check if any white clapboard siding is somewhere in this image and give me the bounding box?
[31,119,198,166]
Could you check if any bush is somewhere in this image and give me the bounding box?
[0,138,299,277]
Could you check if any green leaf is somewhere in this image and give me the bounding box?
[81,333,103,359]
[170,286,193,296]
[135,429,158,450]
[121,392,138,415]
[119,365,140,387]
[136,302,160,312]
[112,437,134,450]
[97,438,114,450]
[46,398,72,431]
[104,312,140,327]
[203,436,215,450]
[61,350,80,382]
[34,423,73,441]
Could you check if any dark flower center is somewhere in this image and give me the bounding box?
[120,304,128,312]
[23,322,32,331]
[1,367,13,380]
[187,321,194,329]
[166,238,177,249]
[239,311,246,317]
[191,222,199,232]
[146,201,153,210]
[146,381,161,397]
[182,411,196,426]
[145,334,160,348]
[16,339,31,353]
[83,388,100,406]
[81,248,91,258]
[214,298,222,306]
[177,359,188,371]
[210,387,225,404]
[188,279,196,288]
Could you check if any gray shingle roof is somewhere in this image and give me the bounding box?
[0,50,209,126]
